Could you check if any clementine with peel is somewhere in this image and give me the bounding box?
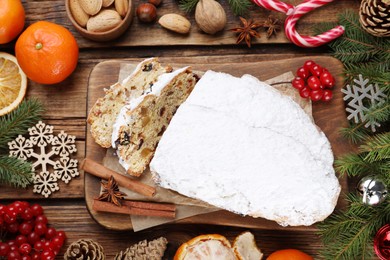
[267,249,314,260]
[15,21,79,85]
[0,0,25,44]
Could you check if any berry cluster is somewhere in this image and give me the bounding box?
[292,60,335,102]
[0,201,66,260]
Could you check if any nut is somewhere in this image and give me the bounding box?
[70,0,90,27]
[78,0,103,16]
[195,0,226,34]
[115,0,129,17]
[102,0,114,7]
[136,3,157,23]
[158,14,191,34]
[148,0,162,7]
[86,9,122,32]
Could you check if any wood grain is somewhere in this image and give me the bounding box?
[85,56,353,231]
[18,0,359,48]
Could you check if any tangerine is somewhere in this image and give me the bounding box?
[15,21,79,85]
[267,249,314,260]
[0,0,25,44]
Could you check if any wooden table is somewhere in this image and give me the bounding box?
[1,0,361,258]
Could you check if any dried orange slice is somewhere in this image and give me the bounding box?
[233,231,263,260]
[0,52,27,116]
[174,234,236,260]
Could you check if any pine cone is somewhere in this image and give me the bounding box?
[359,0,390,37]
[114,237,168,260]
[64,239,105,260]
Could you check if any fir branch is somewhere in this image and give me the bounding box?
[335,153,370,177]
[318,194,390,260]
[339,123,369,144]
[179,0,199,13]
[0,99,43,153]
[360,132,390,163]
[364,102,390,130]
[0,155,33,188]
[226,0,252,16]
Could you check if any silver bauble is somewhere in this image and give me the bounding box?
[357,176,388,206]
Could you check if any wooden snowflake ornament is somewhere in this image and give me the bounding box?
[8,121,79,197]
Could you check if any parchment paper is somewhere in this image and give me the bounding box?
[101,64,312,231]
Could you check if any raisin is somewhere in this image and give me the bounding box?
[142,63,153,72]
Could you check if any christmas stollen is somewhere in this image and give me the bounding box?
[150,70,341,226]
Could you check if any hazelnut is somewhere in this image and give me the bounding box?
[136,3,157,23]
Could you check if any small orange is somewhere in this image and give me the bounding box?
[0,0,25,44]
[267,249,314,260]
[15,21,79,85]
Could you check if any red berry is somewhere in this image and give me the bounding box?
[21,208,34,221]
[6,205,18,218]
[56,230,66,240]
[299,87,311,99]
[4,213,17,224]
[31,252,41,260]
[27,232,40,245]
[18,243,32,255]
[291,77,305,90]
[41,250,55,260]
[307,76,322,90]
[322,89,333,101]
[9,245,18,252]
[15,235,28,246]
[35,215,48,225]
[45,227,56,239]
[303,60,316,71]
[0,204,6,214]
[0,243,10,256]
[51,236,64,250]
[19,222,33,235]
[30,204,43,217]
[310,89,324,101]
[296,67,309,79]
[7,222,19,233]
[8,240,17,247]
[7,250,21,260]
[320,71,335,88]
[22,255,31,260]
[310,64,323,77]
[34,241,44,252]
[12,201,26,214]
[34,223,47,236]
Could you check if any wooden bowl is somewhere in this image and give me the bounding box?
[65,0,134,42]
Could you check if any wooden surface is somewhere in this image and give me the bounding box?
[85,56,351,231]
[0,0,362,258]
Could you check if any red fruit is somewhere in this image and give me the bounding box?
[56,231,66,240]
[41,250,55,260]
[21,255,31,260]
[7,222,19,233]
[35,215,48,225]
[292,76,305,90]
[34,223,47,236]
[27,232,40,245]
[19,222,33,235]
[51,236,63,250]
[15,235,28,246]
[6,205,18,218]
[21,208,34,221]
[30,204,43,216]
[322,89,333,101]
[7,250,21,260]
[4,213,17,224]
[310,64,323,77]
[12,201,26,214]
[31,252,40,260]
[45,227,56,239]
[303,60,316,71]
[296,67,309,79]
[0,243,10,256]
[310,89,324,101]
[320,71,335,88]
[18,243,32,255]
[299,87,311,99]
[33,241,44,252]
[307,76,322,90]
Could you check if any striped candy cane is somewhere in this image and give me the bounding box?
[252,0,345,47]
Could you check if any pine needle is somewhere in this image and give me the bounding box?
[0,155,34,188]
[339,123,369,144]
[0,99,43,152]
[335,153,369,177]
[178,0,199,13]
[360,132,390,163]
[179,0,252,16]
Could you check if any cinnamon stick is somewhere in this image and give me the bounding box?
[81,158,156,197]
[92,200,176,218]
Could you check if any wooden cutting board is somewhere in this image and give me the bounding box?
[85,56,353,231]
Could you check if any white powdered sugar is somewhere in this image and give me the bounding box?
[150,70,341,226]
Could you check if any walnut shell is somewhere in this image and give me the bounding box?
[195,0,226,35]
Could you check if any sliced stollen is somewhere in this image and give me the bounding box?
[87,58,172,148]
[150,70,341,226]
[112,67,197,177]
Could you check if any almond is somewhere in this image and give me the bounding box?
[70,0,90,27]
[115,0,129,17]
[102,0,114,7]
[158,14,191,34]
[86,9,122,32]
[78,0,102,16]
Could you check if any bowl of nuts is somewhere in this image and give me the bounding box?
[65,0,133,41]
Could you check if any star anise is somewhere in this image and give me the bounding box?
[230,17,262,48]
[263,15,282,38]
[97,175,127,207]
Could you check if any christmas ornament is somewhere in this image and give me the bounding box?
[374,224,390,260]
[114,237,168,260]
[356,176,388,206]
[359,0,390,37]
[64,239,105,260]
[0,201,66,259]
[341,74,387,132]
[97,175,127,207]
[8,121,79,197]
[252,0,345,47]
[230,17,262,47]
[263,15,282,38]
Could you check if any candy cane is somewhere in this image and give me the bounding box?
[252,0,345,47]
